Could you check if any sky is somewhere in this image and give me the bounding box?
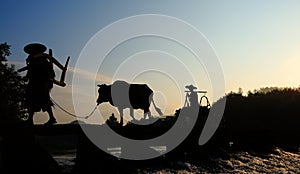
[1,0,300,124]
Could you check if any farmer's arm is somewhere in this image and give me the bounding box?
[17,66,28,72]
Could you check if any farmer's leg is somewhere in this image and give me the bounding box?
[45,107,57,125]
[47,107,56,120]
[27,109,34,125]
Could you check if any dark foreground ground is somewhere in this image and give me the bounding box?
[1,104,299,174]
[33,122,299,174]
[41,135,299,174]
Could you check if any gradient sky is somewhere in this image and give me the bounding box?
[1,1,300,124]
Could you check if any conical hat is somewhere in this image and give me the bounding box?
[24,43,47,55]
[185,84,197,91]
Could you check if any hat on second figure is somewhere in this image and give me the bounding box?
[24,43,47,55]
[185,84,197,91]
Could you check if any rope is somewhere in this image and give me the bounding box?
[50,97,98,119]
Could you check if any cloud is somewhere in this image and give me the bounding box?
[7,61,26,67]
[67,67,111,84]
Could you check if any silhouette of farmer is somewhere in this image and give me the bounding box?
[22,43,57,125]
[185,84,199,108]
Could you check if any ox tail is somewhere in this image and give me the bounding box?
[150,93,163,116]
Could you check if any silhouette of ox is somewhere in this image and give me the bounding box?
[97,80,163,125]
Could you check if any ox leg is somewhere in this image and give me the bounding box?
[144,108,151,119]
[118,108,124,126]
[130,108,135,120]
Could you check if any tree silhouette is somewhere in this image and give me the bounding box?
[0,42,27,124]
[213,87,300,144]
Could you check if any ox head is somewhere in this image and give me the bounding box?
[97,84,110,105]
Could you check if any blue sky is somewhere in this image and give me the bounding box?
[2,1,300,90]
[1,1,300,123]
